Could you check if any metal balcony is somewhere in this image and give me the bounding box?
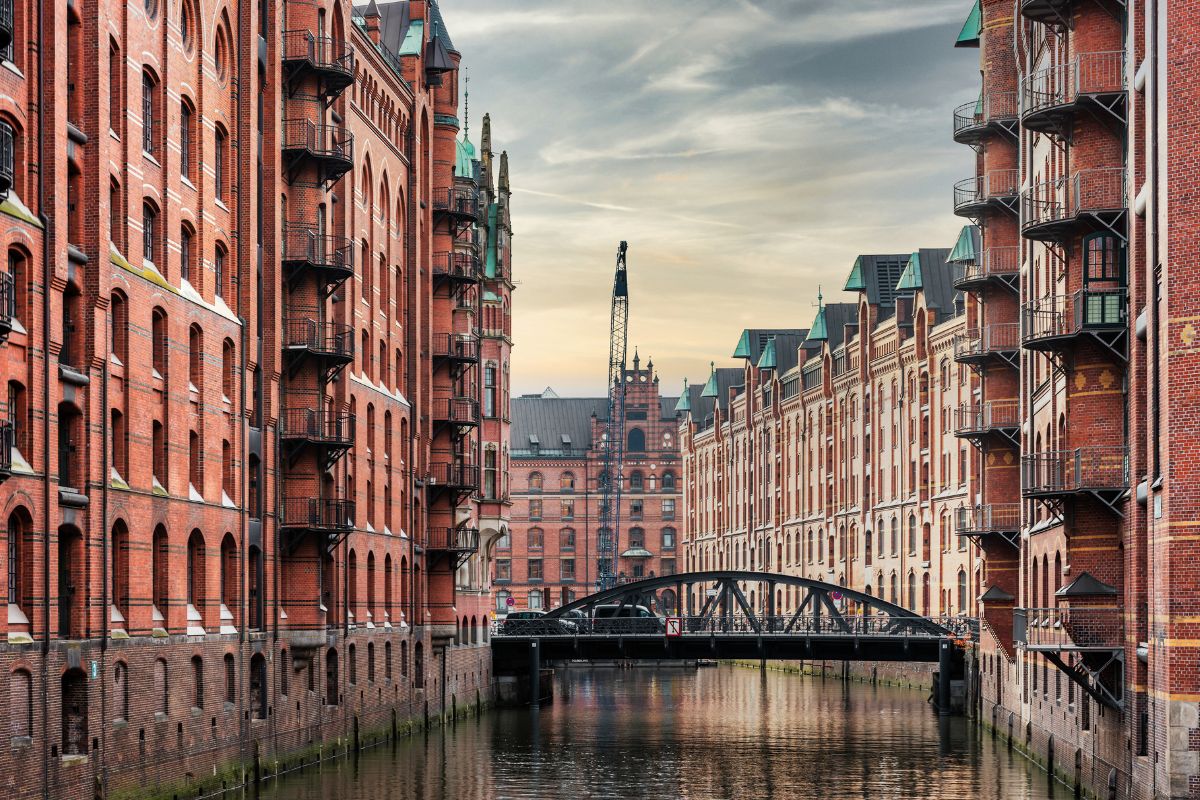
[280,408,355,468]
[282,120,354,187]
[1021,288,1127,360]
[431,333,479,366]
[953,400,1020,446]
[0,0,12,52]
[282,31,355,101]
[283,317,354,381]
[1022,168,1127,242]
[1014,604,1124,709]
[1022,51,1126,135]
[432,250,481,285]
[433,396,480,429]
[426,461,480,500]
[280,497,354,554]
[0,121,13,200]
[432,186,480,223]
[282,226,355,292]
[954,503,1020,548]
[953,169,1019,217]
[426,526,481,569]
[952,323,1020,369]
[1021,446,1128,514]
[0,420,12,482]
[953,246,1019,293]
[953,90,1018,145]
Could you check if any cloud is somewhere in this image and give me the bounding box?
[439,0,980,396]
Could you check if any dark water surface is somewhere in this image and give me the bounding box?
[255,665,1070,800]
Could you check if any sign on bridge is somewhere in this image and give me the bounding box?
[665,617,682,638]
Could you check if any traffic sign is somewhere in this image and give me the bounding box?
[665,617,682,638]
[505,596,515,607]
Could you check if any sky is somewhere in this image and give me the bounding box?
[439,0,980,398]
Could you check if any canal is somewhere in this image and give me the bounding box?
[250,665,1071,799]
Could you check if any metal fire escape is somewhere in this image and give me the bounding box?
[597,242,629,592]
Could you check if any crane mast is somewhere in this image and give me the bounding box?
[597,242,629,592]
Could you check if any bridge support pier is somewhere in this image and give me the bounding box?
[530,641,541,708]
[937,639,952,716]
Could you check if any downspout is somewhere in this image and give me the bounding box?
[406,119,417,631]
[37,0,51,797]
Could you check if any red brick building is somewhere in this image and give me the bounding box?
[679,254,980,622]
[498,355,681,616]
[0,1,511,798]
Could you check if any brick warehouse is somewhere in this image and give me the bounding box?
[498,355,681,616]
[677,1,1200,796]
[0,0,514,797]
[677,250,979,630]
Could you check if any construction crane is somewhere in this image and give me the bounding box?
[597,242,629,592]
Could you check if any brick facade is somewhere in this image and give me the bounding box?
[0,1,511,798]
[498,358,682,615]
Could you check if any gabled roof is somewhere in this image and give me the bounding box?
[807,302,858,350]
[956,0,981,48]
[846,254,909,316]
[512,392,678,456]
[756,338,777,370]
[896,251,923,291]
[894,247,963,318]
[733,328,807,362]
[761,333,807,374]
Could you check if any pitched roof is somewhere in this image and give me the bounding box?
[764,333,807,374]
[732,328,806,362]
[846,254,909,316]
[1056,572,1118,597]
[947,225,980,265]
[956,0,981,48]
[511,393,677,456]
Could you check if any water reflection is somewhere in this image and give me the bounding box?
[253,666,1071,800]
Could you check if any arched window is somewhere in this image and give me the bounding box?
[957,569,968,612]
[152,525,169,623]
[10,668,32,738]
[180,98,196,182]
[223,653,236,704]
[187,530,206,627]
[907,514,917,554]
[528,472,543,492]
[348,643,358,684]
[661,471,676,491]
[325,648,339,705]
[250,653,267,719]
[111,521,130,622]
[347,550,358,621]
[907,572,918,611]
[890,517,899,555]
[560,472,575,492]
[7,508,32,616]
[155,658,169,714]
[629,471,644,491]
[528,527,544,549]
[367,551,377,622]
[142,199,159,265]
[61,669,88,755]
[627,428,645,453]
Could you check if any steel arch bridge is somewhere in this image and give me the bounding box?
[491,571,978,711]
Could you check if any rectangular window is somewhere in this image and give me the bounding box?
[662,529,675,550]
[561,529,575,550]
[560,559,575,581]
[529,499,542,520]
[561,500,574,520]
[528,591,543,611]
[495,559,511,582]
[528,559,543,581]
[632,564,644,578]
[143,206,155,265]
[630,500,643,520]
[662,499,675,520]
[215,248,225,301]
[661,558,676,576]
[180,228,191,283]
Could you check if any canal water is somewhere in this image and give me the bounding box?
[252,665,1071,800]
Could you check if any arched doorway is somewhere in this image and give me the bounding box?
[61,668,88,755]
[58,527,83,639]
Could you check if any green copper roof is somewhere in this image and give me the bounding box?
[843,256,866,291]
[701,364,719,398]
[805,295,828,343]
[399,20,423,56]
[895,251,923,291]
[948,225,978,264]
[757,337,777,370]
[455,136,476,179]
[956,1,981,48]
[674,379,691,413]
[732,330,753,359]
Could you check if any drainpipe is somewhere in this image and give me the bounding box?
[37,0,51,797]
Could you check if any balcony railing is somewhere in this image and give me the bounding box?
[1021,288,1127,350]
[1022,168,1127,240]
[954,400,1019,438]
[280,497,354,532]
[283,317,354,361]
[1014,605,1123,652]
[433,396,480,427]
[0,0,12,52]
[427,526,481,554]
[1021,446,1128,497]
[281,120,354,185]
[1022,51,1125,133]
[953,323,1020,365]
[0,270,14,340]
[282,31,355,95]
[432,186,480,221]
[280,408,355,446]
[954,504,1020,544]
[0,120,13,199]
[954,246,1019,291]
[426,461,480,491]
[431,333,479,363]
[282,226,355,281]
[953,90,1018,144]
[432,250,481,283]
[953,169,1019,217]
[0,420,12,479]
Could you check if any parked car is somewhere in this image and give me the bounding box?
[592,604,664,634]
[501,610,550,635]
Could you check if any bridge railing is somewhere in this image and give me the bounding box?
[493,613,978,639]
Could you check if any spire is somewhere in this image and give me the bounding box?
[499,150,510,193]
[632,349,640,371]
[463,68,470,139]
[674,378,691,413]
[481,113,493,156]
[364,0,380,17]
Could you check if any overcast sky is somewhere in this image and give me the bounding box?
[439,0,980,398]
